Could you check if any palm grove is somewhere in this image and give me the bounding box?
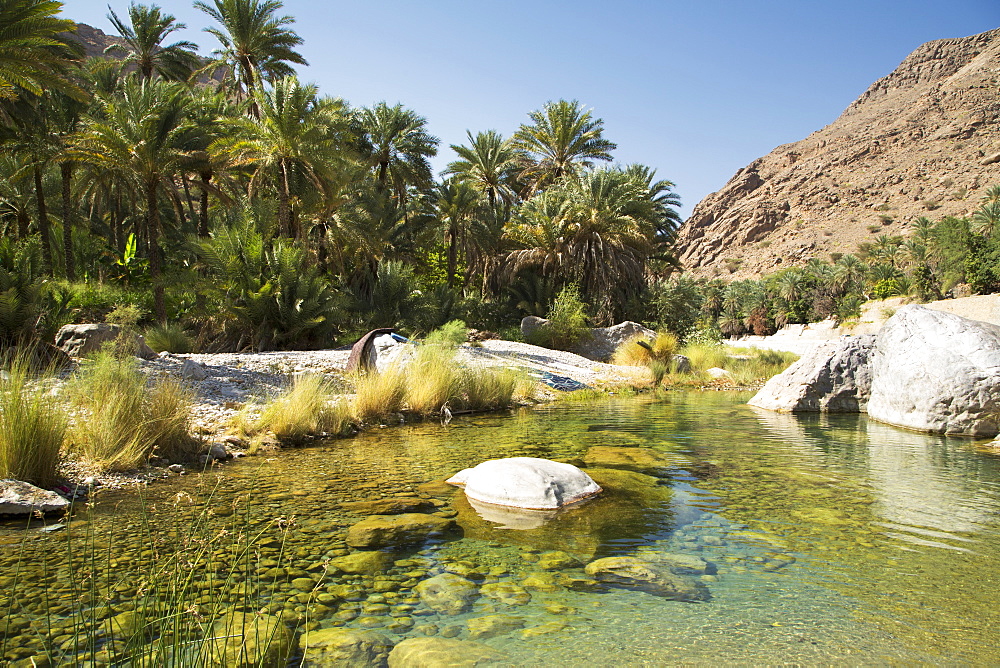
[0,0,686,353]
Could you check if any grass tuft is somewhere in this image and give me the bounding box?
[144,322,194,354]
[611,332,679,366]
[255,374,352,444]
[67,352,199,470]
[352,364,406,422]
[405,344,460,415]
[0,356,66,486]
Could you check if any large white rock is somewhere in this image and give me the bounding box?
[447,457,601,510]
[867,305,1000,436]
[0,480,70,515]
[749,334,875,412]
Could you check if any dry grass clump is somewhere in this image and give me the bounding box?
[67,352,200,470]
[679,342,729,373]
[0,357,66,486]
[457,367,524,412]
[255,374,352,444]
[611,332,679,367]
[405,344,460,415]
[351,363,407,422]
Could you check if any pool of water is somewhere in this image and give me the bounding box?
[2,391,1000,665]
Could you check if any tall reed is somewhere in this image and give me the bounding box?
[404,344,460,414]
[0,357,66,486]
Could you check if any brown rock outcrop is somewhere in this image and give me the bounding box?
[676,28,1000,278]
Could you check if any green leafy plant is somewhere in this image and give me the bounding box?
[527,285,590,351]
[106,233,149,285]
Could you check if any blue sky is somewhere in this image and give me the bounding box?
[64,1,1000,217]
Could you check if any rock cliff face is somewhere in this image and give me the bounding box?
[66,23,123,59]
[676,28,1000,278]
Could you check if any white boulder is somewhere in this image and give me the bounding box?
[447,457,601,510]
[749,335,875,412]
[0,480,70,515]
[867,305,1000,436]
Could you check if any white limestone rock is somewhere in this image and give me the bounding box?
[0,480,70,515]
[447,457,601,510]
[748,335,875,412]
[867,305,1000,436]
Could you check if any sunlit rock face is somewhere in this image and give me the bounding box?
[867,306,1000,436]
[446,457,601,510]
[749,335,875,413]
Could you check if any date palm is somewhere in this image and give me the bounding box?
[212,76,353,238]
[430,178,480,287]
[0,0,84,102]
[443,130,520,208]
[73,78,194,321]
[106,3,201,82]
[505,168,659,322]
[195,0,306,108]
[357,102,439,207]
[512,99,616,195]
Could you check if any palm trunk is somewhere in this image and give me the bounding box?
[16,209,28,240]
[446,223,458,288]
[146,180,165,323]
[61,162,75,281]
[278,160,291,237]
[198,170,212,237]
[33,166,53,276]
[181,174,198,231]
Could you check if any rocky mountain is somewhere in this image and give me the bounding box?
[66,23,122,60]
[675,28,1000,279]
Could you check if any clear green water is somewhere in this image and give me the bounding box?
[2,391,1000,665]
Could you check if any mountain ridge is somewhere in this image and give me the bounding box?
[675,28,1000,278]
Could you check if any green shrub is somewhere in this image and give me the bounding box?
[425,319,468,347]
[144,323,194,354]
[527,285,590,351]
[0,357,66,486]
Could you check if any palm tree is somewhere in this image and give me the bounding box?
[211,76,353,238]
[430,178,480,287]
[972,200,1000,237]
[194,0,306,109]
[443,130,519,208]
[0,0,84,102]
[357,102,439,208]
[504,168,659,322]
[72,78,193,322]
[106,3,201,82]
[512,99,616,194]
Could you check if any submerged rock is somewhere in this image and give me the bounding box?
[345,513,458,550]
[583,446,671,471]
[480,582,531,606]
[414,573,479,615]
[466,614,525,640]
[387,637,506,667]
[584,556,709,601]
[206,611,293,667]
[329,551,394,575]
[447,457,601,510]
[0,480,69,515]
[748,335,875,412]
[868,306,1000,435]
[299,627,393,668]
[339,498,435,515]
